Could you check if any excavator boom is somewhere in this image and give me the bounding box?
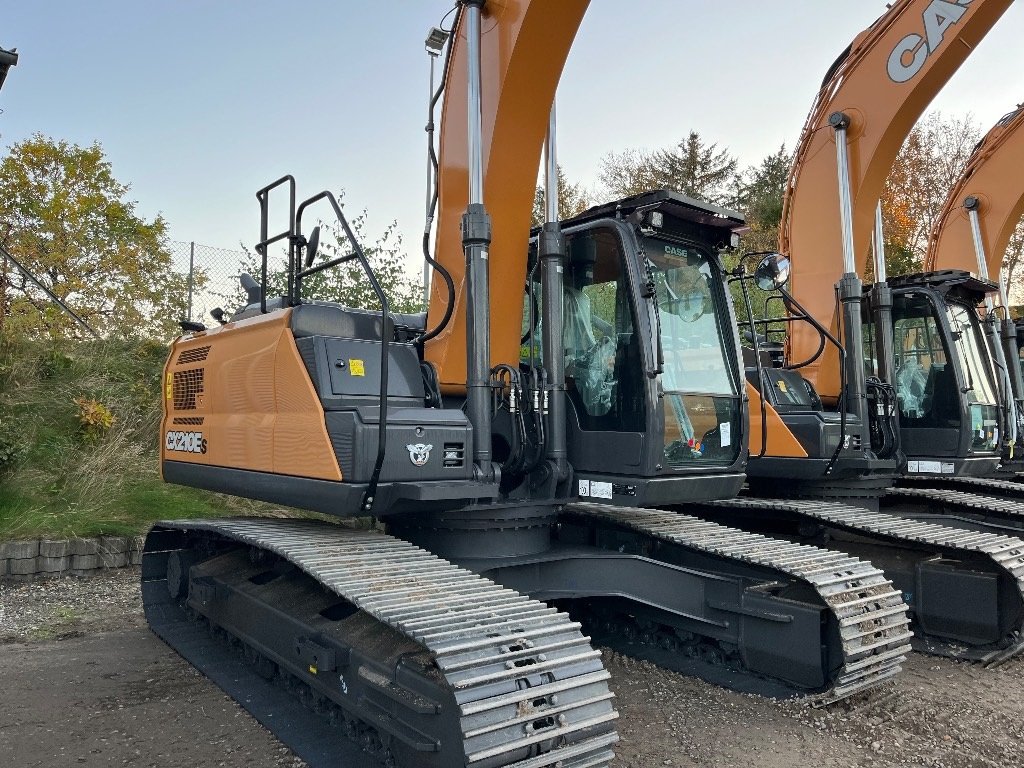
[781,0,1013,400]
[925,103,1024,280]
[424,0,589,392]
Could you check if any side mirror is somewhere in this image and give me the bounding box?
[754,252,791,291]
[304,226,320,268]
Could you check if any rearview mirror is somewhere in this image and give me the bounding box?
[304,226,321,268]
[754,252,791,291]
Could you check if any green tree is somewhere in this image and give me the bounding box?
[0,134,189,339]
[732,144,791,253]
[599,131,738,205]
[877,112,981,277]
[232,201,423,315]
[531,165,590,227]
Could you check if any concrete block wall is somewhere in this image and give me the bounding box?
[0,535,145,580]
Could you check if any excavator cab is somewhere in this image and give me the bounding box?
[868,271,1003,476]
[522,190,748,505]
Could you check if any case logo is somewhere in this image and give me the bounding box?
[405,443,433,466]
[166,430,208,454]
[887,0,972,83]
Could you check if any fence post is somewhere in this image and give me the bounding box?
[187,241,195,322]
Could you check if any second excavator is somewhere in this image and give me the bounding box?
[665,0,1024,665]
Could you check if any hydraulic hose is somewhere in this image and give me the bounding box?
[416,3,462,346]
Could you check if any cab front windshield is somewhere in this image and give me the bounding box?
[645,237,741,466]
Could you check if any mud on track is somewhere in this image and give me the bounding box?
[1,568,1021,768]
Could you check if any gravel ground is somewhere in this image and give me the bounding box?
[1,569,1022,768]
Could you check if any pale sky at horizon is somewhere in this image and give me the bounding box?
[4,1,1024,273]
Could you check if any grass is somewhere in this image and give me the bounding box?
[0,334,310,540]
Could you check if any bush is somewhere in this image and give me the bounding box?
[73,397,116,440]
[0,413,25,470]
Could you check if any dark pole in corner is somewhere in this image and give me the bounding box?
[0,46,18,93]
[461,0,496,482]
[540,102,570,484]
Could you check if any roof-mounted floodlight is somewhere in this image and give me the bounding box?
[425,27,449,56]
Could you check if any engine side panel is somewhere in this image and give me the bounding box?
[161,310,342,482]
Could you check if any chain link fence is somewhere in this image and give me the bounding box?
[168,240,262,324]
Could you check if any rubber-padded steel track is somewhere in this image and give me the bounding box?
[148,519,619,768]
[566,502,912,703]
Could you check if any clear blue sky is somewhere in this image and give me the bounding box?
[3,1,1024,266]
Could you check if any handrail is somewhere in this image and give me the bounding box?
[254,175,296,314]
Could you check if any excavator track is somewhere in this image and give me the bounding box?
[565,503,913,703]
[696,497,1024,663]
[142,518,619,768]
[885,485,1024,534]
[897,473,1024,503]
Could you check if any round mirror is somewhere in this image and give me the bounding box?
[754,252,791,291]
[304,225,321,268]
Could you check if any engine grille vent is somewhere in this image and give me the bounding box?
[172,416,205,425]
[177,346,211,364]
[443,442,465,468]
[173,368,205,411]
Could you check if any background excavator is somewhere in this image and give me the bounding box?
[143,2,913,767]
[667,0,1024,664]
[923,102,1024,475]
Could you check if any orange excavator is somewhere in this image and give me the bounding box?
[672,0,1024,664]
[143,3,914,766]
[923,102,1024,473]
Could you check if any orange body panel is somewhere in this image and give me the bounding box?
[781,0,1012,400]
[925,104,1024,279]
[161,310,342,481]
[424,0,589,392]
[746,383,809,459]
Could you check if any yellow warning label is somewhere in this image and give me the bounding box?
[777,380,788,393]
[349,359,365,377]
[166,372,173,400]
[308,664,318,675]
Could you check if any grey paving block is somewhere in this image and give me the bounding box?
[99,550,129,568]
[36,555,69,573]
[98,536,128,554]
[8,558,39,576]
[68,539,99,556]
[39,539,70,558]
[0,541,39,560]
[129,550,142,566]
[70,554,100,570]
[129,536,146,552]
[0,558,7,577]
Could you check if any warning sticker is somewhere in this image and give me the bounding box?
[349,359,365,377]
[165,372,173,400]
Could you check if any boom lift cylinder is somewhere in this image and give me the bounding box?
[539,104,570,484]
[871,203,896,385]
[830,111,870,448]
[462,0,495,481]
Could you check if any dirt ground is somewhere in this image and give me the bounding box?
[1,568,1021,768]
